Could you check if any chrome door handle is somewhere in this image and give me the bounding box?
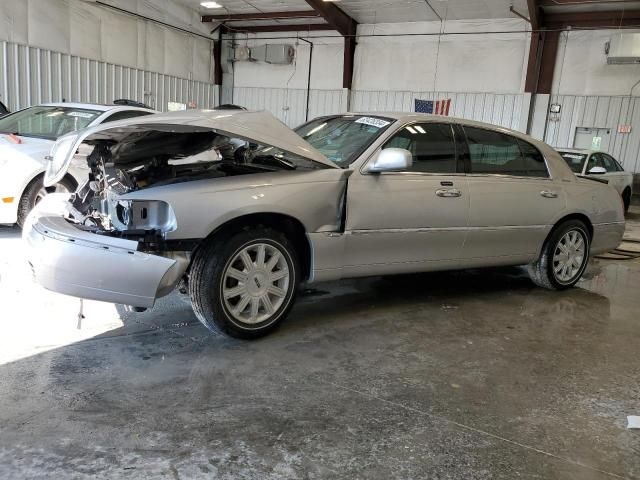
[540,190,558,199]
[436,188,462,198]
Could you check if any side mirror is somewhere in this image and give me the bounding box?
[367,148,413,173]
[588,166,607,175]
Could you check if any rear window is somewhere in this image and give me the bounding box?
[558,151,587,174]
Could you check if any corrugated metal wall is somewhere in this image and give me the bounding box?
[350,90,530,132]
[545,94,640,173]
[0,40,218,112]
[230,87,530,131]
[232,87,348,127]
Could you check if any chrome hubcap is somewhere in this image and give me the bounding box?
[222,242,290,325]
[553,229,586,283]
[34,183,70,206]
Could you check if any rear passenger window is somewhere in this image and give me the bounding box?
[517,139,548,177]
[464,127,548,178]
[383,123,457,173]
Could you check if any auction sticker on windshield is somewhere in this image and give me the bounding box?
[68,111,95,118]
[355,117,391,129]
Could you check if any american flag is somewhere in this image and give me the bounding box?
[415,98,451,116]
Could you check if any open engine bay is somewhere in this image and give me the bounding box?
[63,126,325,249]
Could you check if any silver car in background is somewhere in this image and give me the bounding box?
[23,110,625,338]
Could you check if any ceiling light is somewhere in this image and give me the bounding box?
[200,1,222,8]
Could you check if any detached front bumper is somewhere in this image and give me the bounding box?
[23,215,183,308]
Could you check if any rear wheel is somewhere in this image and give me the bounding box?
[622,188,632,213]
[17,176,75,227]
[528,220,590,290]
[189,227,299,339]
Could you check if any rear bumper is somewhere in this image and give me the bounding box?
[23,215,182,308]
[591,222,625,255]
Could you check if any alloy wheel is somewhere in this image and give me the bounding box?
[553,229,586,283]
[221,242,290,325]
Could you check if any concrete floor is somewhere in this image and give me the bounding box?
[1,214,640,479]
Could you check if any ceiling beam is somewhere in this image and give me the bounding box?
[539,0,637,6]
[304,0,358,89]
[545,9,640,27]
[202,11,321,22]
[222,24,334,33]
[304,0,357,37]
[527,0,541,30]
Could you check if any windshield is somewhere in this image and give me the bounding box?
[558,151,588,174]
[0,106,102,140]
[295,115,393,167]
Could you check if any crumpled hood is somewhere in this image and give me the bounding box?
[45,110,338,186]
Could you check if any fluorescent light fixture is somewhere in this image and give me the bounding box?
[405,126,417,134]
[415,126,426,134]
[200,1,222,8]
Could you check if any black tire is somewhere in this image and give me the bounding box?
[189,226,300,339]
[527,220,591,290]
[16,175,75,227]
[622,188,632,213]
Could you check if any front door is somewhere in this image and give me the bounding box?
[462,126,565,262]
[344,122,469,276]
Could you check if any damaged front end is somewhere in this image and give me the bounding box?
[26,110,337,307]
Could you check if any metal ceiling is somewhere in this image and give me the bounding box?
[174,0,530,26]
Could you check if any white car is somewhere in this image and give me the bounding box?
[0,102,156,226]
[558,149,634,211]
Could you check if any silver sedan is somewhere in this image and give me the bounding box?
[23,110,625,338]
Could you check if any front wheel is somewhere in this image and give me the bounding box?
[189,227,299,339]
[527,220,590,290]
[17,176,75,227]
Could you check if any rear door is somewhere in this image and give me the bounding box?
[462,126,565,262]
[344,122,469,273]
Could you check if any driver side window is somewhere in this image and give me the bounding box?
[382,123,457,173]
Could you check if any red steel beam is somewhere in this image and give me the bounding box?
[304,0,357,37]
[343,36,356,90]
[304,0,358,88]
[539,0,637,5]
[223,24,334,33]
[527,0,542,30]
[545,9,640,28]
[202,11,320,22]
[537,31,560,94]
